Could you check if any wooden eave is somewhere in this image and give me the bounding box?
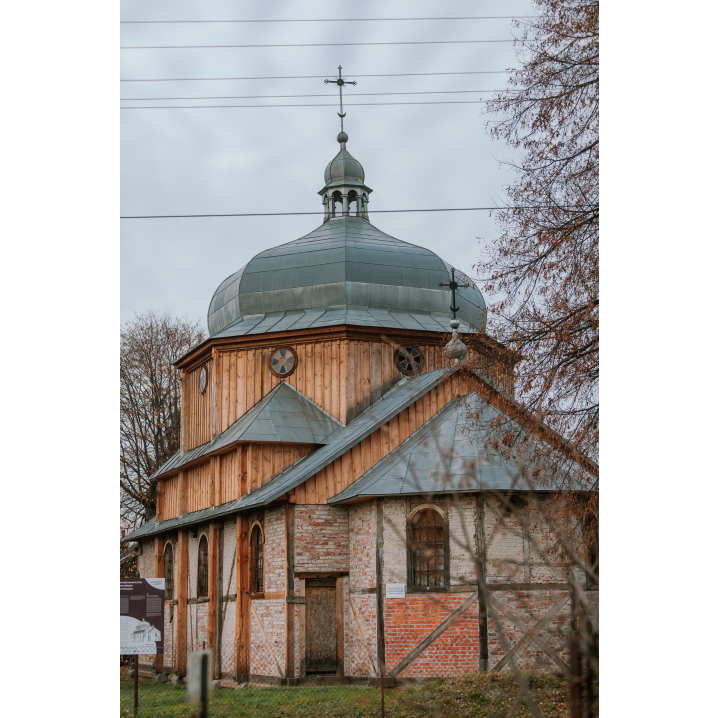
[176,324,508,373]
[153,440,319,483]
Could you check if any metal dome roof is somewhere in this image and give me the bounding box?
[323,147,365,186]
[207,216,486,337]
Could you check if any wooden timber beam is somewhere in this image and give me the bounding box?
[176,529,189,676]
[490,593,571,673]
[235,514,250,680]
[387,592,478,679]
[285,504,295,678]
[375,499,386,682]
[208,521,221,677]
[154,537,164,674]
[476,494,489,673]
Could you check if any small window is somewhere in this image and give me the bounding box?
[250,524,264,595]
[164,542,174,600]
[197,535,209,598]
[394,346,425,376]
[408,508,447,589]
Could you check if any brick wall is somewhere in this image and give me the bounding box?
[263,507,286,593]
[385,594,479,677]
[382,499,407,585]
[295,505,348,573]
[250,600,286,677]
[348,502,375,589]
[447,495,478,585]
[487,590,571,671]
[348,593,377,677]
[485,496,526,583]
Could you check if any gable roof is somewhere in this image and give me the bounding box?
[122,365,458,544]
[150,381,343,480]
[328,393,580,503]
[234,364,459,509]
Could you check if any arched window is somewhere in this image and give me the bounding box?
[197,535,209,598]
[408,508,448,589]
[332,191,342,217]
[250,524,264,595]
[164,542,174,600]
[348,190,357,215]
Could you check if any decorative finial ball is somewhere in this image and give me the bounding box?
[337,131,349,144]
[450,319,461,330]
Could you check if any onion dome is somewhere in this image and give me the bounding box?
[324,132,365,186]
[207,134,487,339]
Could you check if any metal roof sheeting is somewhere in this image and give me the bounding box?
[329,394,577,503]
[207,216,486,336]
[124,366,457,543]
[149,381,343,480]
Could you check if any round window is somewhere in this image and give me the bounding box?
[394,346,424,375]
[269,346,298,378]
[199,366,208,394]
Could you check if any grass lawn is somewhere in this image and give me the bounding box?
[120,667,597,717]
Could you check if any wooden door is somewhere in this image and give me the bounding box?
[305,580,337,674]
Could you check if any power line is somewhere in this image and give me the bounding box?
[121,207,541,219]
[120,16,535,24]
[121,90,505,101]
[121,40,515,50]
[121,100,489,109]
[121,70,512,82]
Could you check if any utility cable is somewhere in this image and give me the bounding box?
[121,207,580,219]
[121,71,511,82]
[120,16,536,24]
[121,90,508,101]
[121,100,488,109]
[121,40,515,50]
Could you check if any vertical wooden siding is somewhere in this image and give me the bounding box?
[212,340,445,436]
[158,443,315,521]
[187,462,213,513]
[292,372,469,505]
[185,360,213,451]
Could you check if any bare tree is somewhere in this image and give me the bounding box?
[120,309,205,528]
[475,0,599,557]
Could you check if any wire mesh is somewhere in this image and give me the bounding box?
[120,635,596,717]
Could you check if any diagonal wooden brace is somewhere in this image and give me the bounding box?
[490,593,570,673]
[387,592,477,678]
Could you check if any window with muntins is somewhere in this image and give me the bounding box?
[164,543,174,600]
[408,508,447,589]
[197,535,209,598]
[250,525,264,594]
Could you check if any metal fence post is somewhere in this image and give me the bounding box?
[199,652,208,718]
[133,655,139,716]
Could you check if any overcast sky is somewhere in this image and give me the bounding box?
[120,0,534,330]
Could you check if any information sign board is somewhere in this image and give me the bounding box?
[120,578,165,655]
[386,583,406,599]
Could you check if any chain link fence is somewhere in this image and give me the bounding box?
[120,636,596,717]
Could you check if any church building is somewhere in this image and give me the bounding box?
[123,129,598,685]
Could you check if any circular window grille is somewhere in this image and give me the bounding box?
[394,346,424,375]
[199,366,208,394]
[269,347,298,378]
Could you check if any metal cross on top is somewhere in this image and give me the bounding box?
[439,267,469,321]
[324,65,357,132]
